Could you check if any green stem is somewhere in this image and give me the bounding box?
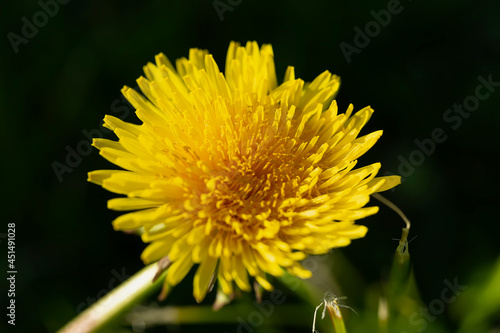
[326,303,347,333]
[57,263,165,333]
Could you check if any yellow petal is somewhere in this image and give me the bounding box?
[107,198,163,211]
[193,255,218,302]
[141,239,173,264]
[167,251,194,286]
[373,176,401,192]
[232,255,251,292]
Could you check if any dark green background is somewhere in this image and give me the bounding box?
[1,0,499,332]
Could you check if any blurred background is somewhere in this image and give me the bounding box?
[1,0,499,332]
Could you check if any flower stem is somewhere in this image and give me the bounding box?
[57,263,166,333]
[326,303,347,333]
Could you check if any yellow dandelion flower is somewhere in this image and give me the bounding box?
[88,41,400,302]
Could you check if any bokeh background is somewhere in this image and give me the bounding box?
[1,0,499,332]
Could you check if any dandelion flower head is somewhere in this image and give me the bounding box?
[88,41,400,302]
